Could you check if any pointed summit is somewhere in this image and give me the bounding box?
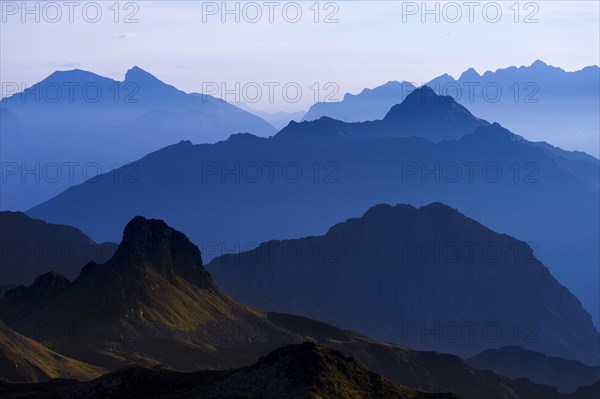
[389,85,446,109]
[111,216,213,288]
[459,67,480,81]
[121,66,200,106]
[381,85,489,141]
[123,66,178,92]
[405,84,437,99]
[124,66,162,83]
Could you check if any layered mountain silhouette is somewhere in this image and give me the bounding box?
[371,86,489,141]
[468,346,600,393]
[303,81,416,122]
[0,67,276,210]
[0,211,117,288]
[207,203,599,363]
[427,60,600,156]
[0,320,104,382]
[0,216,586,399]
[0,342,458,399]
[290,86,491,142]
[288,86,598,160]
[300,61,600,155]
[0,216,299,371]
[26,92,600,328]
[1,67,275,136]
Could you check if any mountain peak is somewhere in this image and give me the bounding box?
[530,59,548,68]
[3,271,71,309]
[384,85,487,133]
[358,202,462,227]
[30,271,71,290]
[459,67,480,80]
[124,66,162,83]
[381,85,489,141]
[410,84,437,96]
[112,216,213,288]
[384,85,438,108]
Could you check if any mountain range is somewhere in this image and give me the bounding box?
[0,342,458,399]
[0,67,276,210]
[1,215,595,399]
[427,60,600,156]
[303,81,416,122]
[468,346,600,393]
[207,202,599,363]
[301,61,600,156]
[26,87,600,328]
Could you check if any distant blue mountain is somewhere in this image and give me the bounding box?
[375,85,489,140]
[303,81,416,122]
[289,86,490,142]
[301,61,599,156]
[427,60,600,156]
[1,66,276,134]
[0,67,276,210]
[27,88,600,329]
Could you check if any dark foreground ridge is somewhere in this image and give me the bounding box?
[0,342,458,399]
[468,346,600,393]
[1,216,597,399]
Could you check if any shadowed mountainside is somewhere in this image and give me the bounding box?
[0,320,105,382]
[0,215,588,399]
[0,211,117,287]
[0,342,459,399]
[207,202,599,363]
[468,346,600,393]
[26,94,600,330]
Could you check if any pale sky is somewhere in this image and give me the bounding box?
[1,0,599,111]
